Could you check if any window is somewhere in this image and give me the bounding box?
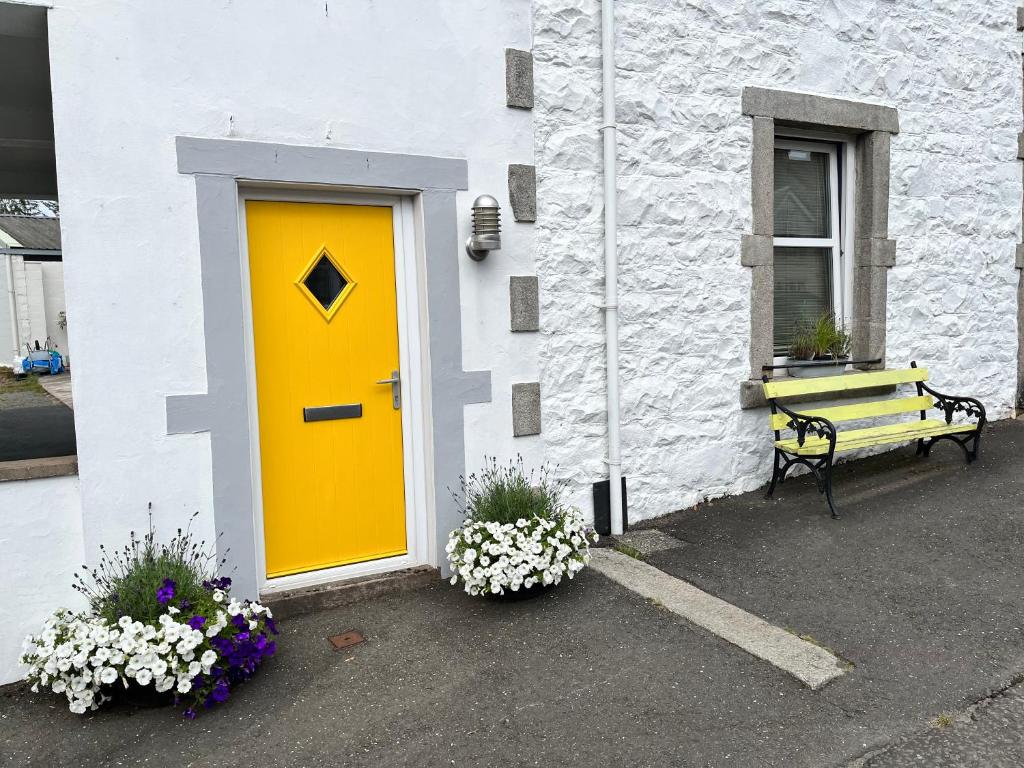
[739,87,899,408]
[772,138,848,356]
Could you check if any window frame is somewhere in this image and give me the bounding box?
[772,134,855,361]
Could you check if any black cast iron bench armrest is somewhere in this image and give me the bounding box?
[917,382,987,426]
[772,400,837,449]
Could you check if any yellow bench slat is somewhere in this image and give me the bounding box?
[762,367,928,400]
[769,395,935,431]
[774,419,976,456]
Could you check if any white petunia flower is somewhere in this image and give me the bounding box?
[154,675,175,693]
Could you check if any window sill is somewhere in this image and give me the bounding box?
[739,373,898,410]
[0,455,78,482]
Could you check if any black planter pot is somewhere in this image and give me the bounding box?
[110,680,175,709]
[486,582,553,602]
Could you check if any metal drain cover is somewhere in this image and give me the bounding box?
[328,630,365,650]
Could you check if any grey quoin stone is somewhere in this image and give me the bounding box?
[508,164,537,222]
[512,382,541,436]
[740,234,772,267]
[509,275,539,332]
[505,48,534,109]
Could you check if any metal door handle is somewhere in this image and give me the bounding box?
[376,370,401,410]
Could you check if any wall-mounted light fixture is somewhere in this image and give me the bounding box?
[465,194,501,261]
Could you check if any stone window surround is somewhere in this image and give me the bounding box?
[739,87,900,410]
[165,137,492,598]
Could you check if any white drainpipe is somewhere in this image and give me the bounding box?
[600,0,623,535]
[4,253,19,363]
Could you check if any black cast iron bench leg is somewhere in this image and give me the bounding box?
[822,457,838,519]
[765,448,782,499]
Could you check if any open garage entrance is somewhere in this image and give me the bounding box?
[0,2,75,470]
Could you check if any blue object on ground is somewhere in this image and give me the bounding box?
[21,350,63,375]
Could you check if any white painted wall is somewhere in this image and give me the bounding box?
[41,261,69,363]
[0,475,84,685]
[0,256,14,361]
[32,2,536,578]
[22,261,46,349]
[533,0,1021,520]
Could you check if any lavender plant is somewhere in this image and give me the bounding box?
[454,456,565,525]
[73,509,223,625]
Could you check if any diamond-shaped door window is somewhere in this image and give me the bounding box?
[296,246,356,321]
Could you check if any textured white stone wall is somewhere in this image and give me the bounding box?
[533,0,1021,520]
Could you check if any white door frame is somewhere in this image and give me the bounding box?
[236,186,433,595]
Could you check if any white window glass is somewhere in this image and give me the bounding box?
[773,139,843,355]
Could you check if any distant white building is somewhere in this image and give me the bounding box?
[0,215,68,367]
[0,0,1022,684]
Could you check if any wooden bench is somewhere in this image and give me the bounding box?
[762,361,986,518]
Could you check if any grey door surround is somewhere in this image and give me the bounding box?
[166,137,491,597]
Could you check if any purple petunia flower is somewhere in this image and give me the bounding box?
[156,578,176,605]
[211,680,230,703]
[231,613,247,629]
[183,708,197,720]
[186,615,206,630]
[202,576,232,591]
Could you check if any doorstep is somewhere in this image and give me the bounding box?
[261,565,439,619]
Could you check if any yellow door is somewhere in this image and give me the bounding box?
[246,201,407,578]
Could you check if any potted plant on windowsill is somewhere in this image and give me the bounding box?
[446,458,597,600]
[786,313,851,379]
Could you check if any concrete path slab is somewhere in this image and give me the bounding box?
[591,549,847,689]
[38,373,73,409]
[614,528,687,555]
